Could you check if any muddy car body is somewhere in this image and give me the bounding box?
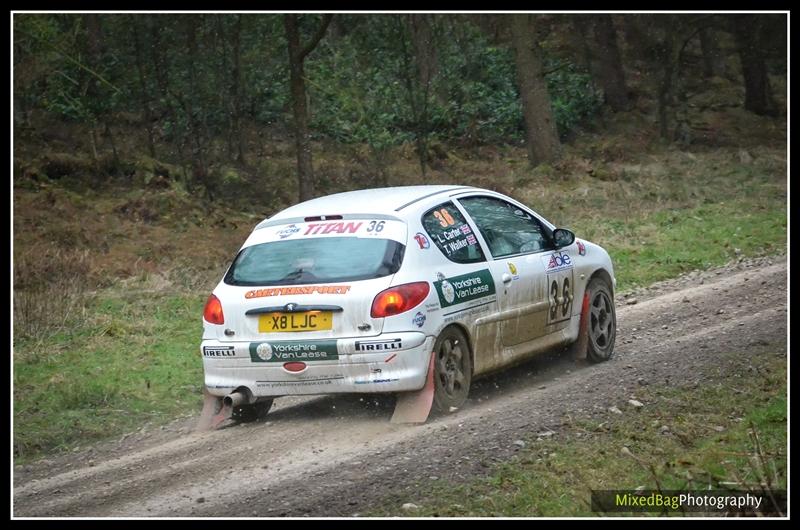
[199,185,617,425]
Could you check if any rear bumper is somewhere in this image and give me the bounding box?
[201,332,434,397]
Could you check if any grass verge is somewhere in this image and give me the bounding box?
[13,284,205,462]
[366,348,787,517]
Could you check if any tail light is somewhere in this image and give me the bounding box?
[203,294,225,325]
[371,282,430,318]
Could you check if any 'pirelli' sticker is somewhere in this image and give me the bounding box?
[203,346,236,357]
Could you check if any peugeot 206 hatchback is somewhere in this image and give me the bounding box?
[198,185,616,428]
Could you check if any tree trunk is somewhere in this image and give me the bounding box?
[132,19,156,158]
[148,17,185,165]
[657,30,676,139]
[591,16,630,112]
[184,17,209,195]
[83,14,103,166]
[231,15,246,165]
[396,17,426,176]
[698,27,723,78]
[572,16,594,75]
[408,14,438,176]
[509,15,560,166]
[284,14,333,202]
[731,16,778,117]
[84,14,104,62]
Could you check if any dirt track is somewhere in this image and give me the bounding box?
[13,256,788,517]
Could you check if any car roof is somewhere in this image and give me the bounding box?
[265,185,483,223]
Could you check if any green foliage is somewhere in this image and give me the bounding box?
[15,13,604,158]
[303,17,600,149]
[544,58,604,138]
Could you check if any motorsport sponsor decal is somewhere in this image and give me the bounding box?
[203,345,236,357]
[303,221,363,236]
[355,338,403,352]
[414,232,430,249]
[508,262,520,280]
[413,311,426,328]
[542,251,573,273]
[577,240,586,256]
[245,285,351,298]
[433,269,497,308]
[425,301,441,311]
[277,224,301,239]
[354,378,400,385]
[249,340,339,362]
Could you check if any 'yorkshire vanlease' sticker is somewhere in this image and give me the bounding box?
[249,340,339,362]
[433,269,496,308]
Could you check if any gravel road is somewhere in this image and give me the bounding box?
[13,256,787,517]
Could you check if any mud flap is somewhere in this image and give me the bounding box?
[196,385,233,431]
[390,351,435,424]
[569,291,591,362]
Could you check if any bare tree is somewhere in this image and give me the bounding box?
[131,18,157,159]
[231,15,246,164]
[592,16,631,112]
[396,14,440,176]
[731,15,778,117]
[508,15,561,166]
[284,14,333,202]
[698,26,725,79]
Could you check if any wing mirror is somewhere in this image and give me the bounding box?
[553,228,575,249]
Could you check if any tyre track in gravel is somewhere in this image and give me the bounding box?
[13,258,787,517]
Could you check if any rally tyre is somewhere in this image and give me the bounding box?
[432,327,472,414]
[231,399,274,423]
[585,277,616,363]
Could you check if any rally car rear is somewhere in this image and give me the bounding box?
[198,214,436,427]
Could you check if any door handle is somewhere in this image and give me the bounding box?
[502,273,513,284]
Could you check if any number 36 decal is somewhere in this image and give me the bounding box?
[548,277,573,322]
[366,220,385,232]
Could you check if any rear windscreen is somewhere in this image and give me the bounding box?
[224,237,405,286]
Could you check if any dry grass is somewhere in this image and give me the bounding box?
[13,245,92,342]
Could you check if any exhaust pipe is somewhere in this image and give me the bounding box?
[223,391,247,409]
[196,388,250,431]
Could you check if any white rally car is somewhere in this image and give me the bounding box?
[198,185,616,428]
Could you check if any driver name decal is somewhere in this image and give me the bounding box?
[434,269,496,308]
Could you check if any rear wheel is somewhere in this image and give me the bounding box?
[432,327,472,413]
[231,399,274,423]
[586,277,616,363]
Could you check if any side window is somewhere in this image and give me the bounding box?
[458,196,551,258]
[422,202,486,263]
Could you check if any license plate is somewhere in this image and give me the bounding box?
[258,311,333,333]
